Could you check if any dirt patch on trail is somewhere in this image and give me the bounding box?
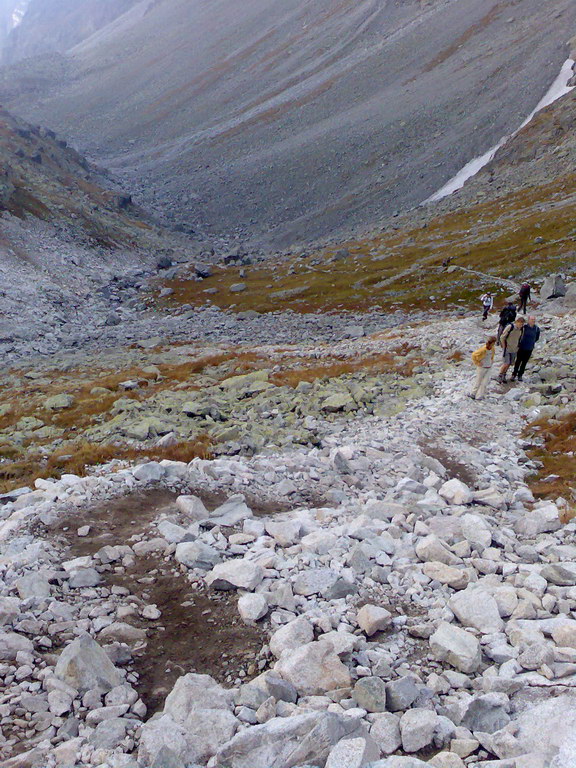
[420,442,478,487]
[50,487,269,716]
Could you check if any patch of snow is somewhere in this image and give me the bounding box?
[10,0,30,30]
[425,58,575,204]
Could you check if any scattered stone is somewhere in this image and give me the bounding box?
[357,604,392,636]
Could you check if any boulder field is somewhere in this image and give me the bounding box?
[0,304,575,768]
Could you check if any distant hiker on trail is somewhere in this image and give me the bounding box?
[498,316,526,383]
[518,283,531,314]
[480,292,493,321]
[469,335,497,400]
[512,315,540,381]
[497,301,517,343]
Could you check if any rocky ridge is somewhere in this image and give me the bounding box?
[0,299,575,768]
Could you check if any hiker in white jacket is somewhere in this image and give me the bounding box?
[480,292,494,321]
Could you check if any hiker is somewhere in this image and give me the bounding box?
[498,316,526,383]
[518,282,531,314]
[512,315,540,381]
[497,301,517,342]
[469,335,497,400]
[480,292,493,321]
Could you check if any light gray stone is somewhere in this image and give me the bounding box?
[209,495,254,526]
[265,519,302,547]
[206,559,264,591]
[438,479,472,505]
[133,462,165,482]
[357,604,392,636]
[422,562,469,590]
[353,677,388,712]
[182,708,239,762]
[461,694,510,734]
[89,717,128,749]
[370,713,402,754]
[429,622,481,673]
[294,568,340,597]
[415,535,460,566]
[400,708,440,752]
[175,494,208,520]
[269,617,314,658]
[16,573,51,600]
[175,540,221,570]
[163,673,233,722]
[0,630,34,660]
[449,588,503,633]
[238,593,268,622]
[274,640,352,695]
[325,735,380,768]
[54,634,123,693]
[0,597,21,626]
[138,714,188,766]
[213,711,363,768]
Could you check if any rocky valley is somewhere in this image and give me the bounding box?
[0,1,575,768]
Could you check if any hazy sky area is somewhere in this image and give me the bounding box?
[0,0,139,63]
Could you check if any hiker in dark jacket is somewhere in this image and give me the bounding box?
[497,302,517,342]
[512,315,540,381]
[498,316,525,383]
[518,283,531,314]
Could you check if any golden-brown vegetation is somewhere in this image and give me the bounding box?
[0,437,212,494]
[526,411,576,503]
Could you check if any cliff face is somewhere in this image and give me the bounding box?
[0,0,139,63]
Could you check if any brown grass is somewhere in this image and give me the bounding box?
[0,437,213,494]
[158,351,264,383]
[526,411,576,502]
[269,347,423,387]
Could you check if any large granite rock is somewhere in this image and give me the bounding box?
[213,711,364,768]
[54,634,123,693]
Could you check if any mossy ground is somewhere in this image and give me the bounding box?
[0,341,423,493]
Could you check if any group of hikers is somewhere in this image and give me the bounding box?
[470,283,540,400]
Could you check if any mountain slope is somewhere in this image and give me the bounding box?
[1,0,574,246]
[155,87,576,316]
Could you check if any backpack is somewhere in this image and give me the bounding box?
[519,283,530,297]
[499,306,516,325]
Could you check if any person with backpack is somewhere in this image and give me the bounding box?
[498,316,525,383]
[497,302,517,342]
[469,336,497,400]
[480,292,493,321]
[518,283,531,314]
[512,315,540,381]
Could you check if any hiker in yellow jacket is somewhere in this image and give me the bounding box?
[469,336,497,400]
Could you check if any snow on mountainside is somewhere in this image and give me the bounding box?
[0,0,574,246]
